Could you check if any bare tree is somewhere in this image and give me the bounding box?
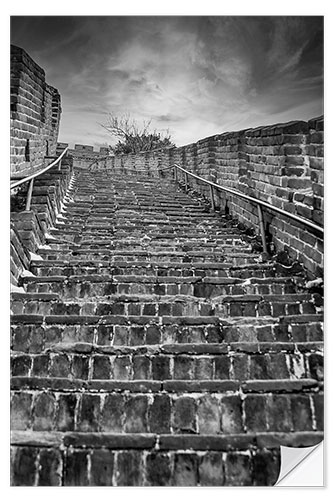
[100,112,175,154]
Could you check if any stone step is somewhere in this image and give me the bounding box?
[11,314,324,345]
[10,429,323,486]
[10,378,323,439]
[43,240,253,252]
[43,244,252,256]
[36,248,262,265]
[23,274,303,298]
[11,342,323,381]
[30,260,278,279]
[10,291,319,318]
[11,430,323,486]
[47,232,249,243]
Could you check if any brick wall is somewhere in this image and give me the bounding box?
[10,45,61,177]
[10,158,73,284]
[96,117,323,277]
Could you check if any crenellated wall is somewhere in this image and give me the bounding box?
[88,116,323,276]
[10,45,62,177]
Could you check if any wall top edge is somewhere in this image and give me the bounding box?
[61,114,324,158]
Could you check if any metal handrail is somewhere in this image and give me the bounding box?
[10,147,69,210]
[165,163,323,254]
[11,147,69,189]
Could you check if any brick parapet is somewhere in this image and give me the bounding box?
[10,45,61,177]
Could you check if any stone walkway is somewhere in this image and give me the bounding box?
[11,167,323,486]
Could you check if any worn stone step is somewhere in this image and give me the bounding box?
[11,342,323,381]
[10,429,324,486]
[36,248,262,265]
[9,435,282,486]
[10,378,323,441]
[30,260,278,279]
[23,274,302,298]
[43,241,254,254]
[11,292,319,318]
[11,314,323,346]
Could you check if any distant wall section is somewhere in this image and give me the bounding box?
[91,116,323,276]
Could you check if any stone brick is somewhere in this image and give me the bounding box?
[221,395,243,433]
[232,354,248,380]
[291,395,313,431]
[12,325,31,352]
[11,447,38,486]
[214,355,230,379]
[252,450,280,486]
[152,355,170,379]
[146,453,172,486]
[148,395,171,433]
[199,452,224,486]
[117,451,142,486]
[244,395,267,432]
[56,393,77,431]
[312,393,324,431]
[29,326,45,353]
[113,356,131,379]
[173,454,198,486]
[72,355,89,379]
[133,355,150,379]
[38,449,62,486]
[113,326,129,345]
[49,353,70,378]
[101,394,124,432]
[92,355,111,379]
[77,394,100,432]
[124,395,148,433]
[198,395,220,434]
[64,449,89,486]
[146,325,160,344]
[172,397,197,433]
[11,355,31,376]
[224,452,252,486]
[90,449,114,486]
[32,354,49,376]
[269,353,290,378]
[194,357,213,379]
[307,353,324,380]
[11,392,32,430]
[96,324,113,344]
[174,355,193,379]
[130,326,145,345]
[249,354,269,379]
[33,392,56,431]
[267,395,292,432]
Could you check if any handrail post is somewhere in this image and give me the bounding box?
[257,204,268,255]
[58,159,62,172]
[25,178,34,211]
[209,184,215,211]
[175,166,178,183]
[184,172,188,192]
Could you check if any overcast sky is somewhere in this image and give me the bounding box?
[11,16,323,149]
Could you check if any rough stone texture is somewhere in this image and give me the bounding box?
[10,164,323,486]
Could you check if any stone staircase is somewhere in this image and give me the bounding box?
[11,167,324,486]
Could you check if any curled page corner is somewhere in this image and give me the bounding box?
[275,441,324,486]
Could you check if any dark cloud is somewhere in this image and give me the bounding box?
[11,16,323,147]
